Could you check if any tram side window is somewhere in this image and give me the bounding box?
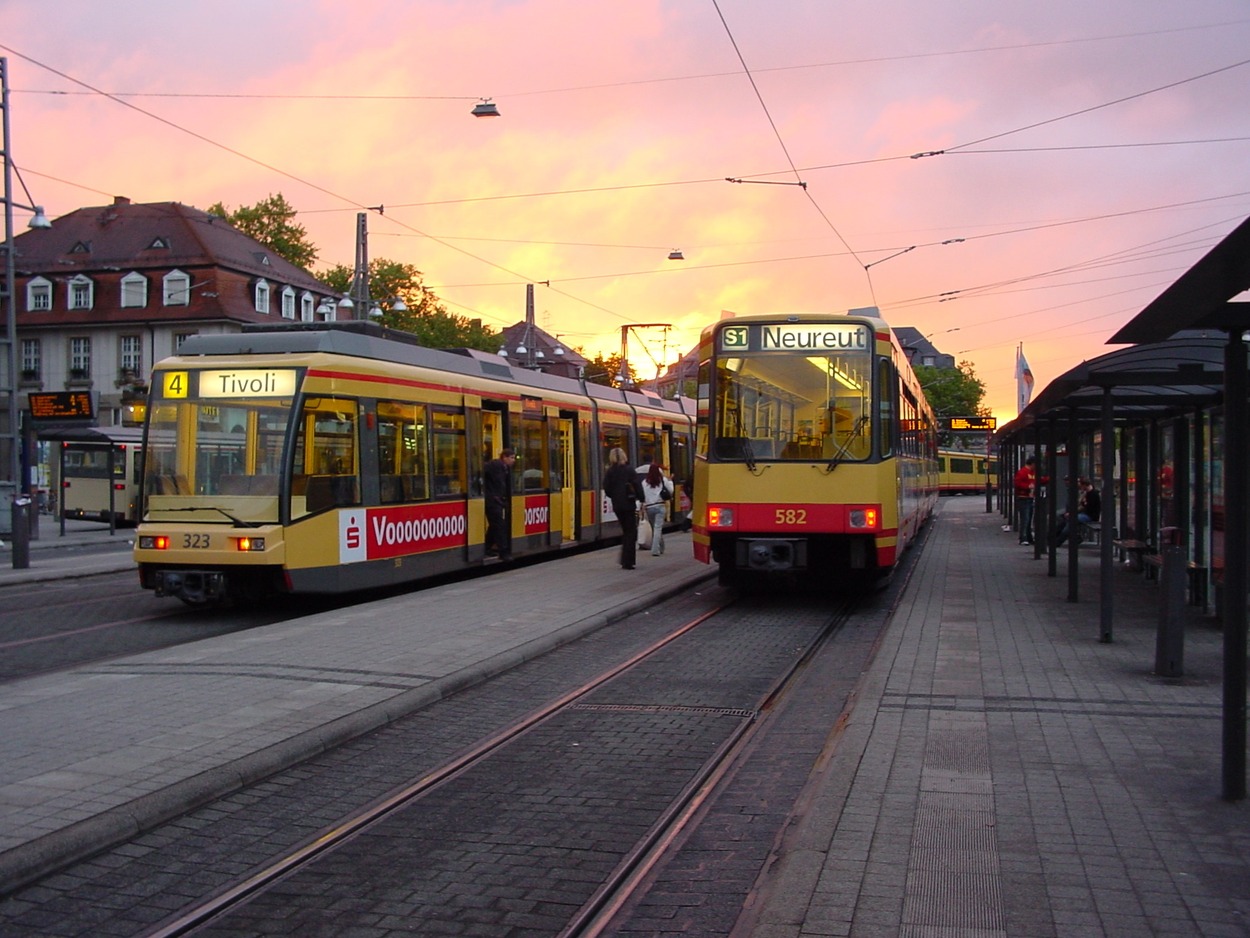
[291,398,361,517]
[600,423,630,473]
[519,416,548,491]
[377,400,429,503]
[431,409,467,497]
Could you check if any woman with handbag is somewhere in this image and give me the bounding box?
[640,463,674,557]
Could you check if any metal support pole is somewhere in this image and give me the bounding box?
[1100,389,1115,643]
[1221,331,1247,801]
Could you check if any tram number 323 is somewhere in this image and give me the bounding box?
[775,509,808,525]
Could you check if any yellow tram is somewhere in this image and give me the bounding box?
[134,322,693,603]
[691,309,938,587]
[937,448,997,495]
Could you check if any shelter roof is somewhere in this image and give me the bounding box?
[995,332,1226,442]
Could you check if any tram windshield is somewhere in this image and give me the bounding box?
[142,368,298,524]
[712,334,874,462]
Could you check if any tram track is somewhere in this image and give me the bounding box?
[147,601,733,937]
[2,587,870,938]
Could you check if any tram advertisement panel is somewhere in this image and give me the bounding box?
[522,494,550,535]
[339,503,467,564]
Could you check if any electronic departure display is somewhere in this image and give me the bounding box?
[946,416,997,431]
[27,391,95,421]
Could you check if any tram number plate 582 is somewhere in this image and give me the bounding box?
[183,533,212,549]
[775,508,807,525]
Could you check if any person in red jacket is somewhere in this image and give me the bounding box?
[1014,456,1037,544]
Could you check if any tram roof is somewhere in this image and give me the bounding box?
[173,322,691,418]
[995,332,1227,443]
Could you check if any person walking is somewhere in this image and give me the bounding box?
[640,462,674,557]
[483,447,516,561]
[603,447,640,569]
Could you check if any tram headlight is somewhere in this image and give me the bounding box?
[236,537,266,552]
[707,506,734,528]
[139,535,169,550]
[849,508,878,529]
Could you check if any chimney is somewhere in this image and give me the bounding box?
[113,196,131,206]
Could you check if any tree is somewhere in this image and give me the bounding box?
[581,351,631,388]
[916,361,987,423]
[207,193,318,271]
[318,258,499,352]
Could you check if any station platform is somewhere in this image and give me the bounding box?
[0,499,1247,935]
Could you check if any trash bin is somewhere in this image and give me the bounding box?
[0,481,14,536]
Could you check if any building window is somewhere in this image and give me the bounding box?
[68,275,94,310]
[301,292,315,322]
[174,332,196,351]
[281,285,296,320]
[20,338,40,379]
[120,272,148,308]
[70,337,92,378]
[254,280,270,314]
[26,276,52,311]
[120,335,142,375]
[163,270,191,306]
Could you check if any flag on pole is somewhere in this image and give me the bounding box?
[1016,344,1034,414]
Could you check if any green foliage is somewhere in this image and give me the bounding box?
[207,193,318,271]
[582,351,629,387]
[318,259,500,352]
[916,361,988,421]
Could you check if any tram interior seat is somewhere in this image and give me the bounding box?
[379,474,403,504]
[305,474,359,512]
[219,475,279,496]
[712,437,750,460]
[152,474,191,495]
[402,475,428,501]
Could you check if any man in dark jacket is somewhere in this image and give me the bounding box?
[484,448,515,560]
[603,447,639,569]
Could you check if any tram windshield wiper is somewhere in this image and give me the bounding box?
[825,415,868,474]
[155,506,263,528]
[741,437,757,472]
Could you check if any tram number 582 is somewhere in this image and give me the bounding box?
[775,508,807,525]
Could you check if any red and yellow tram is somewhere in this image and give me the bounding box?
[133,322,693,604]
[691,309,938,587]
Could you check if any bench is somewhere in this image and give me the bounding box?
[1079,521,1101,545]
[1113,538,1151,569]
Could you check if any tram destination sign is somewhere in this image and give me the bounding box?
[720,322,870,353]
[27,391,96,422]
[946,415,997,431]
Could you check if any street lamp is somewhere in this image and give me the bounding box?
[2,56,52,495]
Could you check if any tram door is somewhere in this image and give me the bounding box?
[556,416,575,541]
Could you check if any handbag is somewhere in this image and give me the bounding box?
[660,483,672,502]
[637,513,653,549]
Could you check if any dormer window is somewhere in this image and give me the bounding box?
[281,285,296,319]
[70,240,92,254]
[120,272,148,308]
[68,275,94,310]
[147,236,171,250]
[301,291,315,322]
[253,252,271,266]
[254,279,270,314]
[26,276,52,311]
[163,270,191,306]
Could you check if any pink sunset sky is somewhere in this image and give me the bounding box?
[2,0,1247,420]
